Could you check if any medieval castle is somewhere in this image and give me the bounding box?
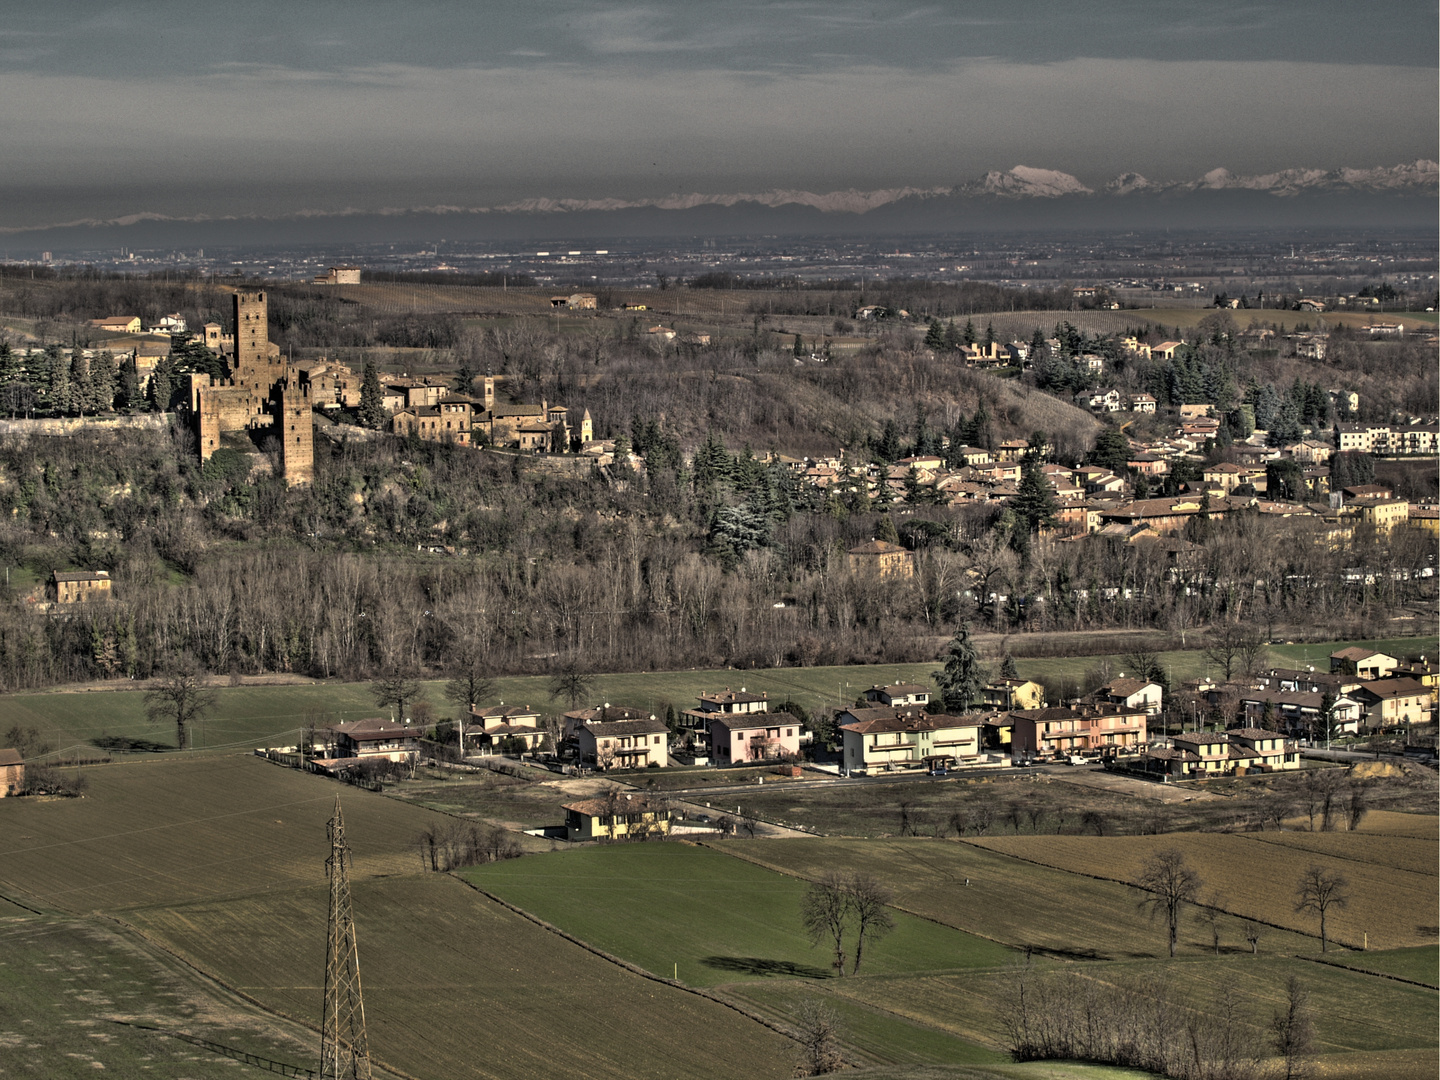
[191,289,314,485]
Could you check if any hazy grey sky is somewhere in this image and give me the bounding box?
[1,1,1435,226]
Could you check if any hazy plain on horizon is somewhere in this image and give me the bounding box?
[2,1,1436,246]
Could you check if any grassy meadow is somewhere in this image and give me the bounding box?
[4,632,1434,759]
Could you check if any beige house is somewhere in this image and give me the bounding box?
[90,315,142,334]
[846,540,914,579]
[465,704,544,753]
[1329,648,1397,680]
[574,714,668,770]
[1085,677,1164,716]
[1353,678,1432,729]
[862,683,932,708]
[1171,732,1231,775]
[52,570,112,604]
[563,793,672,841]
[323,718,421,763]
[839,708,981,771]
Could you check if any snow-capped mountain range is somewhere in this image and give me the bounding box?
[479,160,1437,215]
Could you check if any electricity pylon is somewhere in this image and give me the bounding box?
[321,797,372,1080]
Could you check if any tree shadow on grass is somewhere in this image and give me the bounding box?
[92,735,172,753]
[700,956,832,979]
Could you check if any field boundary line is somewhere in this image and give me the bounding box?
[0,883,49,916]
[1294,954,1440,990]
[1233,832,1440,878]
[451,873,811,1050]
[96,913,421,1080]
[109,1020,317,1078]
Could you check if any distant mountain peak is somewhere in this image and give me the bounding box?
[961,166,1093,198]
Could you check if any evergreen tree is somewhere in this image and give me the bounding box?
[1091,428,1130,472]
[89,351,117,413]
[1029,326,1047,362]
[453,362,475,395]
[48,350,74,414]
[876,513,900,545]
[933,625,986,714]
[1000,654,1019,679]
[69,353,93,415]
[943,320,962,351]
[923,319,945,350]
[116,356,141,411]
[1012,460,1059,534]
[874,418,902,463]
[793,333,805,359]
[358,360,386,429]
[970,399,993,451]
[984,322,995,350]
[962,319,976,346]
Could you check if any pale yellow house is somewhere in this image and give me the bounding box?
[563,793,672,841]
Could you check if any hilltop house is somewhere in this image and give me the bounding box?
[846,540,915,579]
[51,570,113,605]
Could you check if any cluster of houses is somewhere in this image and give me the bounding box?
[383,375,596,454]
[774,410,1437,545]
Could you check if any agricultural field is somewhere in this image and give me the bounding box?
[127,873,796,1080]
[728,837,1321,961]
[967,831,1438,951]
[0,913,345,1080]
[3,631,1433,760]
[464,842,1015,986]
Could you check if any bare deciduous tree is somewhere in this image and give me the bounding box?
[847,874,894,975]
[1194,892,1226,955]
[371,669,424,721]
[143,661,217,751]
[1243,920,1264,956]
[1294,865,1348,952]
[1271,976,1315,1080]
[801,872,852,976]
[1136,848,1203,958]
[791,998,843,1076]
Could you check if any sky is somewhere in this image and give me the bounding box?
[0,1,1436,231]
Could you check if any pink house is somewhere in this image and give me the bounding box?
[708,714,802,764]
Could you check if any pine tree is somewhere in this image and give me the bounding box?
[933,625,986,714]
[89,351,117,413]
[1012,460,1059,534]
[923,319,945,350]
[963,319,976,346]
[358,360,386,429]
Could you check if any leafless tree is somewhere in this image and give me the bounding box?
[1271,976,1315,1080]
[801,872,852,976]
[846,874,894,975]
[1345,779,1370,831]
[547,654,597,711]
[1194,892,1225,955]
[1294,865,1348,952]
[1136,848,1203,958]
[970,803,995,836]
[791,998,843,1076]
[1243,920,1264,956]
[442,633,497,715]
[371,669,424,721]
[143,661,217,751]
[1203,619,1266,680]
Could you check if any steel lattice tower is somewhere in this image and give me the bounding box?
[321,797,373,1080]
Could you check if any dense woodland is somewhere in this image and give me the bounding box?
[0,412,1429,693]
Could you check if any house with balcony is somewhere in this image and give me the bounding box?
[981,678,1045,711]
[1170,732,1231,775]
[1009,705,1148,760]
[574,714,668,770]
[323,718,422,764]
[708,714,803,764]
[862,683,932,708]
[464,703,544,753]
[838,708,981,772]
[1224,727,1299,771]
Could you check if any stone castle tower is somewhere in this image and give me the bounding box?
[193,289,314,486]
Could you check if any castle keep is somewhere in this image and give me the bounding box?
[193,290,314,485]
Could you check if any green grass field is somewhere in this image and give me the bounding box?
[3,633,1433,759]
[464,842,1016,986]
[1311,945,1440,988]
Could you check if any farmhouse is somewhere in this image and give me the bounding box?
[51,570,112,604]
[0,747,22,796]
[562,793,672,841]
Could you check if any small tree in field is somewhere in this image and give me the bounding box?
[144,662,217,751]
[1136,848,1203,957]
[1294,865,1348,952]
[1272,975,1315,1080]
[800,872,851,976]
[846,874,894,975]
[792,998,843,1075]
